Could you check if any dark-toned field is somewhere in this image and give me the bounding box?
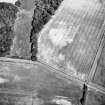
[0,3,18,57]
[0,61,83,105]
[85,88,105,105]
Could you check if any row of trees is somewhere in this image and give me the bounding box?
[31,0,64,60]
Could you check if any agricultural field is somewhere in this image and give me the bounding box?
[0,0,105,105]
[85,88,105,105]
[38,0,105,81]
[0,61,83,105]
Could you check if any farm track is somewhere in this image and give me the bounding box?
[0,56,104,94]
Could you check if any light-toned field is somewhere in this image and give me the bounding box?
[38,0,105,81]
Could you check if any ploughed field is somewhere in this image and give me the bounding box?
[0,0,105,105]
[38,0,105,81]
